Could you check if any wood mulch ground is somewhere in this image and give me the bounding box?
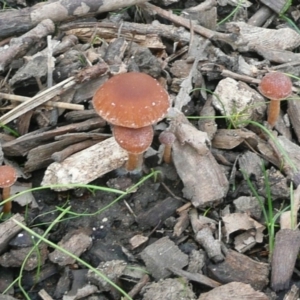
[1,0,300,299]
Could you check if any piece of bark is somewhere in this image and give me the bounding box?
[2,118,105,156]
[284,285,299,300]
[208,250,269,291]
[247,6,273,27]
[255,47,300,64]
[128,274,150,299]
[184,0,217,30]
[222,213,265,244]
[238,150,263,180]
[169,266,221,289]
[256,166,290,201]
[0,242,48,271]
[22,262,60,286]
[142,2,244,50]
[211,77,266,127]
[287,99,300,143]
[198,281,269,300]
[87,260,126,297]
[0,0,149,40]
[212,128,257,149]
[74,62,109,84]
[9,39,60,87]
[24,136,104,172]
[198,96,217,140]
[195,227,224,263]
[0,76,76,125]
[64,110,99,122]
[61,20,191,46]
[226,22,300,52]
[140,237,188,280]
[277,136,300,178]
[187,249,206,274]
[173,210,190,237]
[171,113,229,207]
[271,229,300,291]
[0,214,25,254]
[173,35,209,111]
[172,138,228,207]
[41,137,128,191]
[259,0,288,14]
[49,229,92,266]
[136,197,183,228]
[142,278,196,300]
[51,139,101,162]
[233,196,263,220]
[280,185,300,230]
[0,19,55,72]
[38,289,55,300]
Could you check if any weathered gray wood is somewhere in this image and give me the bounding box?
[0,19,55,72]
[2,118,105,156]
[0,214,25,254]
[140,237,188,280]
[0,0,149,40]
[207,250,269,291]
[259,0,288,14]
[199,282,269,300]
[271,229,300,291]
[41,137,128,191]
[288,99,300,143]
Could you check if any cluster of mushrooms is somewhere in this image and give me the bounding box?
[92,72,171,172]
[0,71,294,214]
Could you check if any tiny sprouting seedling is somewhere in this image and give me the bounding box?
[0,123,19,137]
[217,0,247,26]
[90,36,108,47]
[190,87,266,129]
[242,164,290,257]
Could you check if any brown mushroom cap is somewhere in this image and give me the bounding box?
[159,131,176,146]
[259,72,292,100]
[93,72,170,128]
[113,125,154,154]
[0,165,17,188]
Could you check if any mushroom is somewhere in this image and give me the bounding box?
[158,131,176,164]
[0,165,17,214]
[259,72,292,128]
[113,125,154,172]
[93,72,170,171]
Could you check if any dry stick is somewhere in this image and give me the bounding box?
[0,77,77,125]
[51,139,100,162]
[47,35,55,88]
[142,2,240,49]
[0,0,150,40]
[0,92,84,111]
[221,69,298,93]
[128,274,150,298]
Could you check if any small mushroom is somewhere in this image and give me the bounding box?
[0,165,17,214]
[159,131,176,164]
[259,72,293,128]
[93,72,170,172]
[113,125,154,172]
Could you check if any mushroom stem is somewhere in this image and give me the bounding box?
[126,153,144,172]
[163,145,172,164]
[267,99,280,128]
[2,187,11,214]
